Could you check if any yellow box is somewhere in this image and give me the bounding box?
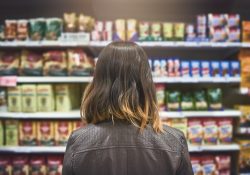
[7,86,22,112]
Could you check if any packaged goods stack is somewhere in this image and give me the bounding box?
[0,0,250,174]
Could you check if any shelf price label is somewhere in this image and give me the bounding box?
[0,76,17,87]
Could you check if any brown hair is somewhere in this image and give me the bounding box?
[80,41,163,133]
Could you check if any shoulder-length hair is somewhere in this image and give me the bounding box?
[80,41,163,133]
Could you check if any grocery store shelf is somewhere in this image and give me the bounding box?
[160,110,241,119]
[14,76,240,84]
[0,144,240,153]
[0,41,248,48]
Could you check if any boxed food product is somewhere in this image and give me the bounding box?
[29,18,46,41]
[203,119,218,145]
[19,120,37,146]
[185,24,196,41]
[63,13,77,33]
[55,84,73,112]
[151,22,162,41]
[20,50,43,76]
[218,118,233,144]
[167,59,175,77]
[208,14,226,27]
[37,121,55,146]
[7,86,22,112]
[226,27,240,42]
[12,155,29,175]
[221,61,230,77]
[47,156,63,175]
[67,49,94,76]
[163,23,173,41]
[5,20,17,40]
[197,14,207,26]
[29,156,46,175]
[153,60,161,77]
[215,155,231,171]
[210,61,221,77]
[37,84,55,112]
[201,156,217,175]
[0,121,3,146]
[236,105,250,134]
[181,61,191,77]
[209,27,227,42]
[0,157,12,175]
[45,18,63,40]
[225,14,240,28]
[104,21,113,41]
[230,61,240,77]
[0,88,7,112]
[17,20,28,40]
[127,19,138,41]
[242,21,250,42]
[139,22,150,41]
[55,121,72,146]
[5,120,19,146]
[194,90,208,110]
[207,88,223,110]
[191,157,202,175]
[114,19,126,41]
[172,118,187,137]
[174,23,185,41]
[155,84,165,111]
[174,59,180,77]
[191,61,200,77]
[0,25,4,41]
[166,91,181,111]
[92,21,103,41]
[43,51,67,76]
[22,84,37,112]
[197,25,207,41]
[78,14,95,33]
[181,92,194,111]
[0,52,20,75]
[160,60,167,76]
[200,61,210,77]
[188,118,203,145]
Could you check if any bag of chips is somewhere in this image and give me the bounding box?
[166,90,181,111]
[207,88,223,110]
[194,90,208,110]
[63,13,77,33]
[181,92,194,111]
[0,52,20,75]
[29,18,46,41]
[45,18,63,40]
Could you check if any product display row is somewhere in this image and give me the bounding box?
[0,120,83,146]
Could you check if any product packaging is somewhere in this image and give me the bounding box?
[139,22,150,41]
[230,61,240,77]
[0,121,3,146]
[63,13,77,33]
[188,118,203,145]
[55,84,73,112]
[203,119,218,144]
[0,157,12,175]
[174,23,185,41]
[17,20,28,40]
[191,157,202,175]
[166,91,181,111]
[151,22,162,41]
[207,88,223,110]
[5,20,17,40]
[201,156,217,175]
[218,118,233,144]
[19,120,37,146]
[127,19,138,41]
[163,23,173,41]
[225,14,240,28]
[209,27,227,42]
[7,86,22,112]
[242,21,250,42]
[172,118,187,137]
[29,156,46,175]
[181,92,194,111]
[191,61,200,77]
[156,84,165,111]
[221,61,230,77]
[114,19,126,41]
[226,27,240,42]
[194,90,208,110]
[37,84,55,112]
[210,61,221,77]
[55,121,72,146]
[208,14,226,27]
[185,24,196,41]
[5,120,19,146]
[0,52,20,76]
[12,155,29,175]
[181,61,191,77]
[0,88,7,112]
[37,121,55,146]
[200,61,210,77]
[22,84,37,112]
[45,18,63,40]
[47,156,63,175]
[29,18,46,41]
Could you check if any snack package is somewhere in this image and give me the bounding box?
[55,84,73,112]
[218,118,233,144]
[5,20,17,40]
[239,146,250,173]
[181,61,191,77]
[43,51,67,76]
[0,157,12,175]
[236,105,250,134]
[20,50,43,76]
[203,119,218,145]
[55,121,72,146]
[191,157,202,175]
[167,59,175,77]
[45,18,63,40]
[210,61,221,77]
[5,120,19,146]
[0,121,3,146]
[181,92,194,111]
[127,19,138,41]
[163,23,173,41]
[0,52,20,75]
[207,88,223,110]
[185,24,196,41]
[0,88,7,112]
[201,156,217,175]
[37,84,55,112]
[242,21,250,42]
[22,84,37,112]
[12,155,29,175]
[0,25,5,41]
[78,14,95,33]
[197,25,207,41]
[172,118,187,137]
[139,22,150,41]
[29,18,46,41]
[114,19,126,41]
[47,156,63,175]
[63,13,77,32]
[239,51,250,88]
[155,84,165,111]
[194,90,208,110]
[209,27,227,42]
[201,61,210,77]
[67,49,94,76]
[37,121,55,146]
[226,27,240,42]
[197,14,207,26]
[153,60,161,77]
[166,91,181,111]
[188,118,203,145]
[230,61,240,77]
[226,14,240,28]
[29,156,46,175]
[19,120,37,146]
[208,14,226,27]
[151,22,162,41]
[7,86,22,112]
[160,60,168,76]
[174,23,185,41]
[221,61,230,77]
[174,59,181,77]
[17,20,28,40]
[104,21,113,41]
[215,155,231,171]
[91,21,103,41]
[191,61,200,77]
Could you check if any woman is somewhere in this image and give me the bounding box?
[63,42,193,175]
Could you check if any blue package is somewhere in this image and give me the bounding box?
[221,61,230,77]
[210,61,221,77]
[153,59,161,77]
[181,61,191,77]
[230,61,240,77]
[201,61,210,77]
[191,61,201,77]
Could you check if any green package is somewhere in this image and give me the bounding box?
[45,18,63,40]
[5,120,18,146]
[7,86,22,112]
[0,120,3,146]
[194,90,208,110]
[181,92,194,111]
[208,88,223,110]
[166,91,181,111]
[174,23,185,41]
[163,23,173,41]
[29,18,46,41]
[22,85,37,112]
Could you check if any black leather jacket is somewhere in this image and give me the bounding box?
[63,120,194,175]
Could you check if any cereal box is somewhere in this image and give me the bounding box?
[172,118,187,137]
[188,118,203,145]
[210,61,221,77]
[7,86,22,112]
[29,156,46,175]
[5,120,18,146]
[19,120,37,146]
[201,61,210,77]
[21,84,37,112]
[0,120,3,146]
[191,61,200,77]
[0,156,12,175]
[12,155,29,175]
[37,121,55,146]
[55,84,73,112]
[47,156,63,175]
[218,118,233,144]
[181,61,191,77]
[203,119,218,145]
[160,60,167,76]
[37,84,55,112]
[230,61,240,77]
[221,61,230,77]
[55,121,72,146]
